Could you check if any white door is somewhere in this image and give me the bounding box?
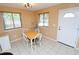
[57,7,79,48]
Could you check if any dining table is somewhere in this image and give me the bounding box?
[23,31,42,47]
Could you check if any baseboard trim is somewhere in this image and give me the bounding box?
[43,35,57,42]
[11,37,22,43]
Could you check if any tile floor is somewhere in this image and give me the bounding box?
[1,37,79,55]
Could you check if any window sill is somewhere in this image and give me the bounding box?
[4,27,22,32]
[39,26,48,27]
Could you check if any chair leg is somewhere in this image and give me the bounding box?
[39,34,42,41]
[38,34,42,46]
[26,39,29,47]
[34,39,36,45]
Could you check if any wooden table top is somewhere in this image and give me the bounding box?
[24,32,40,40]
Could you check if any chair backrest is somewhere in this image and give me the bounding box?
[35,27,40,33]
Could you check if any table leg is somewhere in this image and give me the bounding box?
[30,39,33,48]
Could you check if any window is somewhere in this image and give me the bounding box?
[64,13,75,18]
[38,13,48,26]
[3,12,21,30]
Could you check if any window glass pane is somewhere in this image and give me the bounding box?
[44,23,48,26]
[44,13,48,26]
[44,13,48,19]
[64,13,75,18]
[40,14,43,19]
[40,14,43,23]
[39,14,44,26]
[44,20,48,26]
[3,13,14,29]
[13,13,21,28]
[40,19,43,22]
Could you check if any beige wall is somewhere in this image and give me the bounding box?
[0,6,36,42]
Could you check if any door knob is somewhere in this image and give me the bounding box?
[58,26,61,30]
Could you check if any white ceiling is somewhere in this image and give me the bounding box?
[0,3,59,11]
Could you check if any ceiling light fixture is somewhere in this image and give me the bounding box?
[25,3,32,8]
